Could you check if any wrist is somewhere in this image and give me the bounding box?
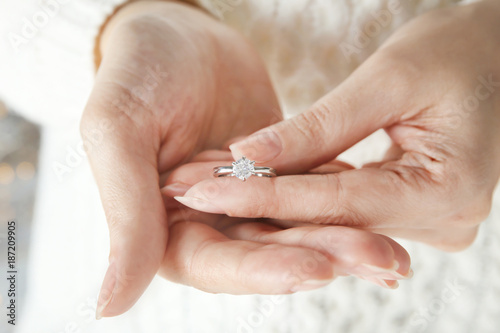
[94,0,201,69]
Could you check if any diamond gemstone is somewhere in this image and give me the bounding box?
[232,156,255,181]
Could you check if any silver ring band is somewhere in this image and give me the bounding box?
[213,166,277,178]
[213,157,277,181]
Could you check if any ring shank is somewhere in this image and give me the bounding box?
[253,166,277,178]
[213,166,277,178]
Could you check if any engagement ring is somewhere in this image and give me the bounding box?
[213,157,277,181]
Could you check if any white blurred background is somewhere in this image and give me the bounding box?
[0,101,39,333]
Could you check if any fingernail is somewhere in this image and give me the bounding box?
[358,276,399,289]
[96,262,116,320]
[357,261,413,280]
[161,183,191,197]
[291,279,333,292]
[375,279,399,289]
[174,196,225,214]
[229,130,282,163]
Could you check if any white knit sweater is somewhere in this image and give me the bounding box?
[1,1,499,333]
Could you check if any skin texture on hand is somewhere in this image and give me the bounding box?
[174,0,500,251]
[160,151,412,292]
[83,0,415,319]
[83,0,500,320]
[82,0,283,319]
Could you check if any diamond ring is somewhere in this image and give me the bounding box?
[213,157,277,181]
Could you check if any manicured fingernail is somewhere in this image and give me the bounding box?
[357,261,413,280]
[353,260,398,275]
[161,183,191,197]
[96,262,116,320]
[174,196,225,214]
[406,268,414,279]
[291,279,333,292]
[358,276,399,289]
[375,279,399,289]
[229,130,282,163]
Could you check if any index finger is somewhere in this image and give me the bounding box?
[172,165,440,229]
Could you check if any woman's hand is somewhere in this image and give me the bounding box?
[81,0,282,318]
[173,1,500,250]
[158,151,412,294]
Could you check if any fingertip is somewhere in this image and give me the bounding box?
[380,235,413,277]
[223,136,247,150]
[358,276,400,289]
[229,129,283,163]
[228,143,244,161]
[347,234,412,281]
[95,260,155,318]
[290,278,335,292]
[327,226,397,270]
[161,182,191,197]
[97,223,168,318]
[96,261,116,319]
[174,196,226,215]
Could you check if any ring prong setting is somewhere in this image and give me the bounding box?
[213,157,276,180]
[232,156,255,181]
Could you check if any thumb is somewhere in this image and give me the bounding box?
[229,60,407,173]
[82,78,168,319]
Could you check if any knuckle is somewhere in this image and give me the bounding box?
[81,82,156,135]
[475,198,493,221]
[291,104,332,147]
[316,174,364,226]
[273,178,307,219]
[387,152,445,191]
[435,227,479,252]
[380,161,417,191]
[454,197,493,227]
[321,174,346,222]
[382,156,491,227]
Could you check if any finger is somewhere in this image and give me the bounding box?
[159,221,335,293]
[222,136,247,150]
[166,205,240,231]
[372,226,480,252]
[223,223,413,283]
[82,81,167,318]
[159,150,233,188]
[162,207,412,289]
[228,55,413,173]
[190,150,233,162]
[161,157,356,197]
[161,160,231,197]
[174,165,439,228]
[309,159,355,174]
[159,151,232,188]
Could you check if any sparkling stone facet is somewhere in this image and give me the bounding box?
[232,156,255,181]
